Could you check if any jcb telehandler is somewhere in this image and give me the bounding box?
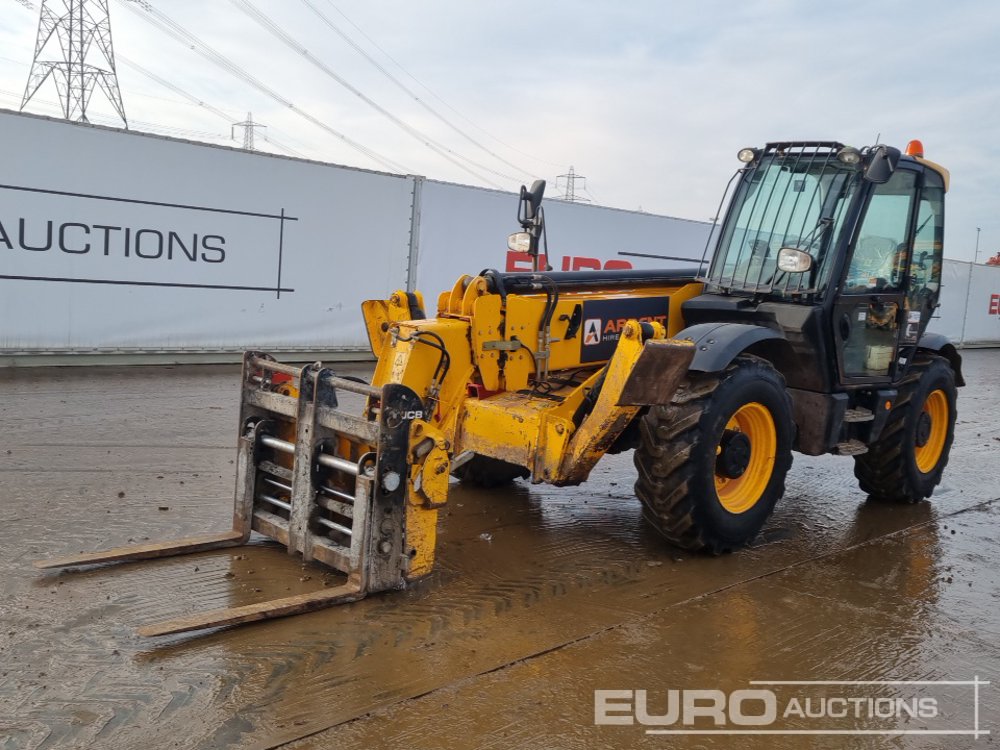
[38,140,962,636]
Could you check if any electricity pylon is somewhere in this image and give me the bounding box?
[556,166,590,202]
[21,0,128,127]
[232,112,266,151]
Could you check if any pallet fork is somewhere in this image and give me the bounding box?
[35,352,425,637]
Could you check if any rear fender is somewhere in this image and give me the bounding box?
[916,333,965,386]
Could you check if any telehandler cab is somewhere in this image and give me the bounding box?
[38,140,962,636]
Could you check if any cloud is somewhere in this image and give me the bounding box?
[1,0,998,259]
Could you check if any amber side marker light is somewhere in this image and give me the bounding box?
[906,139,925,158]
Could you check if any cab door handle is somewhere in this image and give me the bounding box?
[838,312,852,340]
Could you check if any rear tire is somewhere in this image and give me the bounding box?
[634,355,794,553]
[854,355,957,502]
[452,454,529,488]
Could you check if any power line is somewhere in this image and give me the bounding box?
[116,0,408,173]
[321,0,563,171]
[117,54,236,122]
[22,0,128,126]
[2,86,229,140]
[298,0,535,182]
[117,54,309,158]
[11,0,547,182]
[230,0,513,189]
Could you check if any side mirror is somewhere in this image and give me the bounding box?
[514,179,548,271]
[777,247,814,273]
[864,145,901,184]
[520,179,546,223]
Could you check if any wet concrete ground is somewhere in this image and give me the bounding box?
[0,351,998,749]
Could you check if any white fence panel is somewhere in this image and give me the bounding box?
[927,259,970,342]
[0,110,415,353]
[412,180,712,299]
[1,111,995,358]
[928,261,1000,346]
[960,262,1000,345]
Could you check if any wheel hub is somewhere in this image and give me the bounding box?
[717,429,752,479]
[915,411,932,447]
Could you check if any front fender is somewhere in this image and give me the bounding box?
[676,322,785,373]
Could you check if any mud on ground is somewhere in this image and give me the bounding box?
[1,351,998,749]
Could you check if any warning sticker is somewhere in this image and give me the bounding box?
[580,296,670,363]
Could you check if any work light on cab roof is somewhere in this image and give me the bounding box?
[837,146,862,165]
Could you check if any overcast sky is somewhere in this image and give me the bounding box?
[2,0,997,261]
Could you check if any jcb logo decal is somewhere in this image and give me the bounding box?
[384,408,425,428]
[583,318,602,346]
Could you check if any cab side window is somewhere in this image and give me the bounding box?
[907,171,945,312]
[846,169,917,291]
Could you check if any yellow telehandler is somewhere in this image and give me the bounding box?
[38,140,963,636]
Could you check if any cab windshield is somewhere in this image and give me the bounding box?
[707,147,860,296]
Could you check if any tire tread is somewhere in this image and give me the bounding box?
[634,355,793,553]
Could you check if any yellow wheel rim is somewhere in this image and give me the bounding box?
[914,389,948,474]
[714,402,777,514]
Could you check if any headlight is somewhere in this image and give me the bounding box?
[737,148,759,163]
[777,247,814,273]
[507,232,532,252]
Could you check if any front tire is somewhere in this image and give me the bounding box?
[854,355,957,502]
[634,355,794,553]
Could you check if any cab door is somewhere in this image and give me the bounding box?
[833,167,919,383]
[898,169,945,358]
